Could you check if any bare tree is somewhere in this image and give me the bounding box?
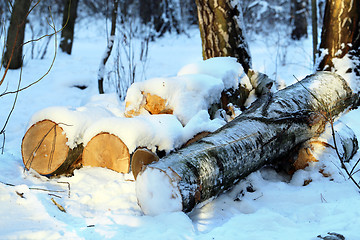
[3,0,31,69]
[291,0,308,40]
[311,0,318,65]
[139,0,182,38]
[195,0,251,74]
[1,1,59,153]
[59,0,79,54]
[98,0,119,94]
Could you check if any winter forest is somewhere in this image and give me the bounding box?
[1,0,360,239]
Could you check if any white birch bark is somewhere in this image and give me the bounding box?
[136,72,357,215]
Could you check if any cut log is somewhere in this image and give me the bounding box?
[125,92,173,118]
[131,148,159,180]
[135,72,357,215]
[21,105,115,176]
[125,69,275,120]
[125,88,244,122]
[144,93,173,115]
[131,132,212,180]
[21,120,83,176]
[82,132,130,173]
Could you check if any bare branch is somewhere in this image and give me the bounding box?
[0,60,23,137]
[0,7,58,97]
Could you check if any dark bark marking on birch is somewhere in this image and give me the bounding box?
[261,93,273,117]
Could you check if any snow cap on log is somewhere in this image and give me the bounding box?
[178,57,256,111]
[82,114,184,154]
[177,57,251,90]
[125,57,252,125]
[26,94,120,148]
[125,74,224,125]
[135,72,356,215]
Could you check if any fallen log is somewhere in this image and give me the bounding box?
[22,120,83,176]
[131,148,159,180]
[82,132,130,173]
[135,72,357,215]
[124,92,173,118]
[131,131,212,180]
[21,105,114,176]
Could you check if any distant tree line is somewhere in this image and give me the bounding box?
[3,0,356,79]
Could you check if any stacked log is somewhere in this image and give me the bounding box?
[80,114,185,174]
[125,92,173,118]
[22,120,83,176]
[21,106,114,176]
[82,133,130,173]
[22,58,357,200]
[22,58,271,177]
[131,148,159,180]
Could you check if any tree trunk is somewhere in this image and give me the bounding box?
[311,0,318,65]
[98,0,119,94]
[119,0,135,23]
[317,0,360,77]
[59,0,79,54]
[3,0,30,69]
[291,0,308,40]
[139,0,162,32]
[22,120,83,176]
[195,0,252,74]
[135,72,356,215]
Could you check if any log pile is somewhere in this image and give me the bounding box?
[22,57,259,176]
[21,105,114,176]
[20,58,359,216]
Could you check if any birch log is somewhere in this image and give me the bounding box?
[135,72,357,215]
[82,132,130,173]
[22,120,83,176]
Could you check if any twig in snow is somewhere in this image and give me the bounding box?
[16,191,25,198]
[48,193,62,198]
[320,193,327,203]
[57,181,71,198]
[51,198,66,213]
[0,180,66,194]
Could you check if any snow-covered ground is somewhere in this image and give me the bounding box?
[1,20,360,240]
